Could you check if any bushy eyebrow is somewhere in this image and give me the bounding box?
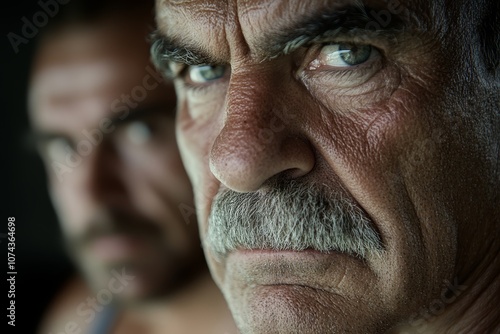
[151,3,406,72]
[150,30,216,78]
[262,4,406,59]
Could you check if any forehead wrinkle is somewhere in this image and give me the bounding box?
[236,0,331,60]
[235,0,398,60]
[221,0,253,63]
[238,0,446,61]
[157,0,230,63]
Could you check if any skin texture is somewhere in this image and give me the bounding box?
[154,0,499,333]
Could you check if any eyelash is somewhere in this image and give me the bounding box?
[318,43,382,66]
[177,66,229,96]
[175,39,385,94]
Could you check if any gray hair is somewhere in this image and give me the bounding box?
[207,179,383,260]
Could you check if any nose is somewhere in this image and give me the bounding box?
[209,70,315,192]
[82,139,129,208]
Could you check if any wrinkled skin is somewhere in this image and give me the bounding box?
[155,0,499,332]
[29,13,202,303]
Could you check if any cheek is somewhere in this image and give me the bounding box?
[150,144,192,197]
[177,96,225,217]
[304,61,401,114]
[177,116,224,280]
[370,89,457,275]
[47,180,88,238]
[307,78,458,293]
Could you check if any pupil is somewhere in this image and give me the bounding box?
[339,44,372,65]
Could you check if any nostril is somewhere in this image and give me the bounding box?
[280,137,316,176]
[284,166,313,179]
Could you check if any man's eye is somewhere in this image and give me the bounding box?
[317,43,379,67]
[42,137,73,161]
[187,65,226,84]
[124,121,153,145]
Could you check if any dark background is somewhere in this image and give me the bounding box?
[1,1,74,333]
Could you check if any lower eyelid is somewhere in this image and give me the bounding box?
[183,81,214,95]
[308,55,383,76]
[182,81,216,101]
[300,57,385,90]
[182,69,230,94]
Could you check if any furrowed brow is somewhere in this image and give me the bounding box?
[262,4,406,59]
[150,30,215,77]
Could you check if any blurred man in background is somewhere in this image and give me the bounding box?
[28,1,235,333]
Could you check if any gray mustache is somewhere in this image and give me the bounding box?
[207,180,383,259]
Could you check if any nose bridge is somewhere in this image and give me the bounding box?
[209,66,315,192]
[225,68,283,150]
[85,138,129,206]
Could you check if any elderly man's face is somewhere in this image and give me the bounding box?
[154,0,499,332]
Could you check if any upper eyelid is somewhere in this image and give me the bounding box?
[180,67,230,95]
[305,39,388,70]
[307,30,396,52]
[310,43,382,65]
[150,30,219,78]
[264,3,406,58]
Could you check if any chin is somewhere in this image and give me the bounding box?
[225,283,396,334]
[215,252,427,334]
[83,262,166,304]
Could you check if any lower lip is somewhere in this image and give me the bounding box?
[230,248,350,264]
[226,249,360,285]
[90,235,145,260]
